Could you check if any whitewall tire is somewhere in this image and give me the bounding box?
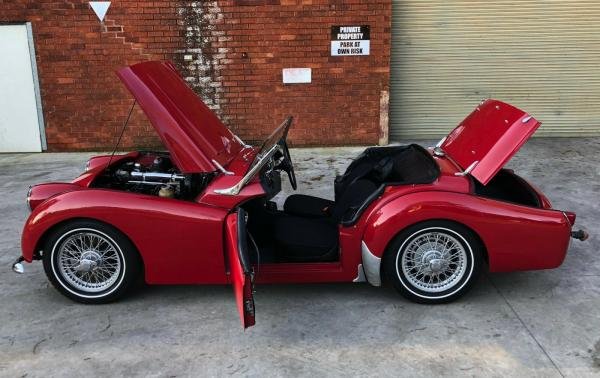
[384,220,483,304]
[43,220,141,304]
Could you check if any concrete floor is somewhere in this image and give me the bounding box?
[0,138,599,377]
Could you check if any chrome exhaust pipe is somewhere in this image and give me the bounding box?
[12,256,25,274]
[571,230,589,241]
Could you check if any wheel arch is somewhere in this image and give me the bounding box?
[359,192,495,287]
[31,217,145,273]
[361,192,492,260]
[379,218,489,276]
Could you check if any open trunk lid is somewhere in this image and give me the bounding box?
[441,99,541,185]
[117,61,243,173]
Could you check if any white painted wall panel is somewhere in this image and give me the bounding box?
[0,24,43,152]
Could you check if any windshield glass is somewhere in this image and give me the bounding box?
[247,116,293,173]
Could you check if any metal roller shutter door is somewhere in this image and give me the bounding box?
[390,1,600,140]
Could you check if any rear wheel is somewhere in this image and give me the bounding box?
[43,220,141,304]
[383,220,483,304]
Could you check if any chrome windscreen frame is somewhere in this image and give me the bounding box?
[214,144,281,196]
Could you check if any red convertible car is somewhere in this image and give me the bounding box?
[13,61,587,328]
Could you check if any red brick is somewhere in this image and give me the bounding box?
[0,0,391,150]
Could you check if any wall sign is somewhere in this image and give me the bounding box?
[331,25,370,56]
[89,1,111,23]
[282,68,312,84]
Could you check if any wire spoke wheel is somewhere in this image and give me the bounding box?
[400,231,467,293]
[44,221,141,304]
[385,221,482,304]
[55,230,123,293]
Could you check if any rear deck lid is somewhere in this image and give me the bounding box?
[117,61,243,173]
[441,99,541,185]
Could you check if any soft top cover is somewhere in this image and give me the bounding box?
[117,61,243,173]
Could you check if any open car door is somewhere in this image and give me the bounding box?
[225,208,256,329]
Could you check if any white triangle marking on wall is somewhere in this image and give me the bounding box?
[89,1,111,22]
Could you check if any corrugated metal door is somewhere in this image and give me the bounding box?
[390,1,600,139]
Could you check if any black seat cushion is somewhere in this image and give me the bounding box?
[283,194,334,218]
[275,180,378,262]
[273,216,339,262]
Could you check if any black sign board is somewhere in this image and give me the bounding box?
[331,25,370,56]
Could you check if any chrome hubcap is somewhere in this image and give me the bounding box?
[56,231,122,293]
[74,251,101,272]
[400,231,468,293]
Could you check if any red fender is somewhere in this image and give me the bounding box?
[21,189,230,284]
[362,191,571,272]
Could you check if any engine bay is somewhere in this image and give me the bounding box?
[91,152,213,200]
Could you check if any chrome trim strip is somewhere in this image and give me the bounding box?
[214,144,280,196]
[435,136,447,148]
[361,241,381,287]
[562,211,570,226]
[233,134,252,149]
[454,160,479,177]
[211,159,234,175]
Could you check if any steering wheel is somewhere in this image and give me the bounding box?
[280,140,297,190]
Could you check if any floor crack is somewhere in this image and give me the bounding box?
[487,274,565,378]
[32,338,47,355]
[100,315,112,333]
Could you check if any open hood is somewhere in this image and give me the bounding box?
[441,99,541,185]
[117,61,243,173]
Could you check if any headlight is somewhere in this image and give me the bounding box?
[26,186,33,211]
[84,159,91,172]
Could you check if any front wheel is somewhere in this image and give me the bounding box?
[43,220,141,304]
[383,220,483,304]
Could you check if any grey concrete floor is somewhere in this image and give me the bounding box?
[0,138,599,377]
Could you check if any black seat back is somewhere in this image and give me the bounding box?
[334,160,374,201]
[331,179,379,223]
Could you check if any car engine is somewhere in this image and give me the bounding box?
[92,152,213,200]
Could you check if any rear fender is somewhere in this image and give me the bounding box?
[362,191,571,273]
[21,189,229,284]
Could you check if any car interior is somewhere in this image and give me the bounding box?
[242,144,440,264]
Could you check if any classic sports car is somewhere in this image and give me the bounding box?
[13,61,587,328]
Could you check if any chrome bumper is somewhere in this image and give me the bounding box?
[12,256,25,274]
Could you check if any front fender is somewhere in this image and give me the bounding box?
[362,191,571,272]
[21,189,229,284]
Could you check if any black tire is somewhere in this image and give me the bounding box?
[42,219,141,304]
[383,220,483,304]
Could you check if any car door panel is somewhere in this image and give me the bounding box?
[225,208,256,329]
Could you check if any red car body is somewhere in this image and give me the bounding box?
[17,61,584,328]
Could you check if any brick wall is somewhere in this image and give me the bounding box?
[214,0,392,146]
[0,0,187,151]
[0,0,391,150]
